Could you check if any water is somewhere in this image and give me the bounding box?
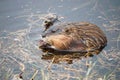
[0,0,120,80]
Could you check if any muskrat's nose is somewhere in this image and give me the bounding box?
[39,40,45,46]
[39,40,51,48]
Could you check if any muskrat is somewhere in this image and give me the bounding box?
[39,22,107,55]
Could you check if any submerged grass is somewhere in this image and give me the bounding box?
[0,11,120,80]
[0,25,120,80]
[103,64,119,80]
[41,69,50,80]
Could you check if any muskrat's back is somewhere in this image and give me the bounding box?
[62,22,107,49]
[40,22,107,54]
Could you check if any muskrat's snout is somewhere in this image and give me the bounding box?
[39,40,55,53]
[39,40,49,48]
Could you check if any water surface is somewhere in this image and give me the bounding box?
[0,0,120,80]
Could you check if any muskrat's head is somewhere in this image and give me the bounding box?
[39,40,49,49]
[39,39,55,52]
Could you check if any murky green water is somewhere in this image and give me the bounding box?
[0,0,120,80]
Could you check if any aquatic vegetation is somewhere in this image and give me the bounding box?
[0,0,120,80]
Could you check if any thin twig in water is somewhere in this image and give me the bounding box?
[0,59,6,67]
[30,70,38,80]
[47,57,55,70]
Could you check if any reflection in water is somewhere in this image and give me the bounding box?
[41,53,94,64]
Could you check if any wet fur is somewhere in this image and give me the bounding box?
[40,22,107,54]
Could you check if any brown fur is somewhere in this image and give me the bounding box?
[46,34,73,50]
[40,22,107,54]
